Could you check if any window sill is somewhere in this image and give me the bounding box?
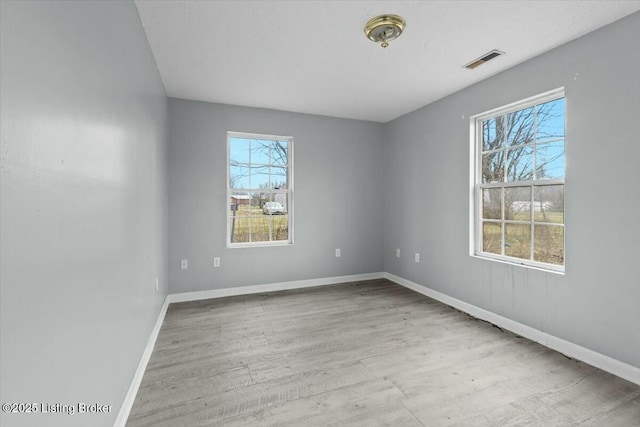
[470,253,565,275]
[228,241,293,249]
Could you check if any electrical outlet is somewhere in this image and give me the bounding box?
[335,248,341,258]
[415,253,420,263]
[180,259,188,270]
[396,248,401,258]
[155,277,159,293]
[214,257,220,267]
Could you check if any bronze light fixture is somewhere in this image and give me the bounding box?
[364,14,406,48]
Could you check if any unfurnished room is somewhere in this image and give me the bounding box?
[1,1,639,426]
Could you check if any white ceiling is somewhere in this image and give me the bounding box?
[135,0,640,123]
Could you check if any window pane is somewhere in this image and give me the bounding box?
[229,165,249,189]
[251,139,271,165]
[534,225,564,265]
[273,192,288,214]
[482,188,502,220]
[534,185,564,224]
[482,117,504,152]
[256,192,273,211]
[506,146,534,182]
[507,107,534,147]
[250,164,270,189]
[537,98,565,142]
[249,192,266,216]
[229,137,250,163]
[482,152,504,183]
[270,166,287,189]
[272,141,288,166]
[536,141,565,180]
[482,222,501,255]
[230,193,251,217]
[505,223,531,260]
[273,215,289,241]
[250,216,271,242]
[231,217,250,243]
[505,187,531,221]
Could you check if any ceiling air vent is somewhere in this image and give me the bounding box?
[464,49,505,69]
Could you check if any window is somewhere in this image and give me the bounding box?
[227,132,293,247]
[471,89,565,272]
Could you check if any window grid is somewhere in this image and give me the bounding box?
[227,132,293,247]
[473,89,565,272]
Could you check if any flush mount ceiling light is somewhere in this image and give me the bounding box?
[364,14,406,48]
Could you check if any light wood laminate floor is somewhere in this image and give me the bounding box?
[127,279,640,426]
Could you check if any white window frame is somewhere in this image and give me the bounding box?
[226,131,294,248]
[470,88,565,273]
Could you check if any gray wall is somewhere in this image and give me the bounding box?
[168,99,384,293]
[0,2,168,427]
[383,12,640,369]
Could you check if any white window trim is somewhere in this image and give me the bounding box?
[469,88,565,273]
[226,131,294,248]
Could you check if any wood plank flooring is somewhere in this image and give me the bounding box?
[126,279,640,426]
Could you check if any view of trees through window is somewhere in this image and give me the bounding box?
[477,93,565,268]
[228,133,292,245]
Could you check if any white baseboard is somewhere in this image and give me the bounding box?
[113,297,170,427]
[384,272,640,386]
[167,272,386,304]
